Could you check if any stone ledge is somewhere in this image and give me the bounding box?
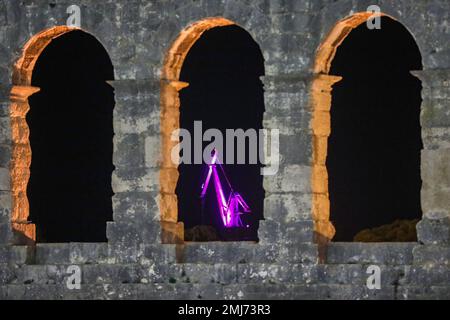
[262,73,313,93]
[412,69,450,88]
[1,282,450,300]
[317,264,410,286]
[259,220,315,244]
[407,265,450,286]
[236,263,317,285]
[325,243,416,265]
[35,243,109,265]
[107,79,160,97]
[176,242,258,264]
[397,285,450,300]
[0,245,32,264]
[413,244,450,265]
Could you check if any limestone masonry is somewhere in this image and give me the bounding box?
[0,0,449,300]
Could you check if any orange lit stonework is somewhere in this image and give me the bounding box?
[310,12,390,243]
[10,26,79,243]
[159,18,235,243]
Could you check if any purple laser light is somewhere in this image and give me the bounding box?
[200,149,251,228]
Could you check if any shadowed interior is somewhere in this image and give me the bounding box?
[27,30,115,242]
[177,25,265,241]
[327,17,423,241]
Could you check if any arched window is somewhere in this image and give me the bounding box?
[10,27,114,243]
[311,14,423,243]
[160,18,265,243]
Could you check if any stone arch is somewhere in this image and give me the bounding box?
[310,12,423,243]
[10,26,113,243]
[159,17,263,243]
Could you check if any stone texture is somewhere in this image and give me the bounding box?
[0,168,10,191]
[326,243,415,265]
[35,244,71,265]
[416,218,450,245]
[421,149,450,219]
[0,0,448,300]
[413,245,450,266]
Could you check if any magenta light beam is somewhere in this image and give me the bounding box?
[200,149,251,228]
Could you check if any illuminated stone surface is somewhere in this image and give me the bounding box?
[0,0,448,299]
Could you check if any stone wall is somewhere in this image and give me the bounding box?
[0,0,449,299]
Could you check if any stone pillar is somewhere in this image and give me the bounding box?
[412,69,450,245]
[259,74,319,263]
[6,85,40,245]
[159,79,186,245]
[309,74,342,245]
[0,85,13,244]
[107,79,164,261]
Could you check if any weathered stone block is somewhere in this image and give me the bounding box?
[35,244,70,265]
[168,263,237,285]
[281,243,318,264]
[113,133,146,168]
[111,191,158,222]
[422,127,450,150]
[13,265,53,285]
[416,218,450,245]
[0,264,14,284]
[107,242,143,264]
[8,246,32,265]
[408,266,450,286]
[263,165,311,193]
[141,244,178,265]
[317,264,410,286]
[264,91,309,117]
[421,98,450,128]
[0,117,10,144]
[397,285,450,300]
[277,131,312,165]
[263,74,311,93]
[263,193,312,223]
[0,285,6,299]
[112,168,158,193]
[421,149,450,219]
[271,12,319,34]
[0,191,11,222]
[107,220,161,245]
[188,283,225,300]
[144,135,160,168]
[0,245,32,264]
[284,220,315,244]
[177,242,257,264]
[0,100,10,116]
[326,243,415,265]
[269,0,321,13]
[0,144,11,167]
[413,244,450,266]
[0,168,10,191]
[316,284,396,300]
[237,263,317,285]
[223,283,291,299]
[7,284,63,300]
[0,223,12,244]
[81,264,120,284]
[135,283,191,300]
[259,220,314,244]
[69,243,109,264]
[114,107,159,135]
